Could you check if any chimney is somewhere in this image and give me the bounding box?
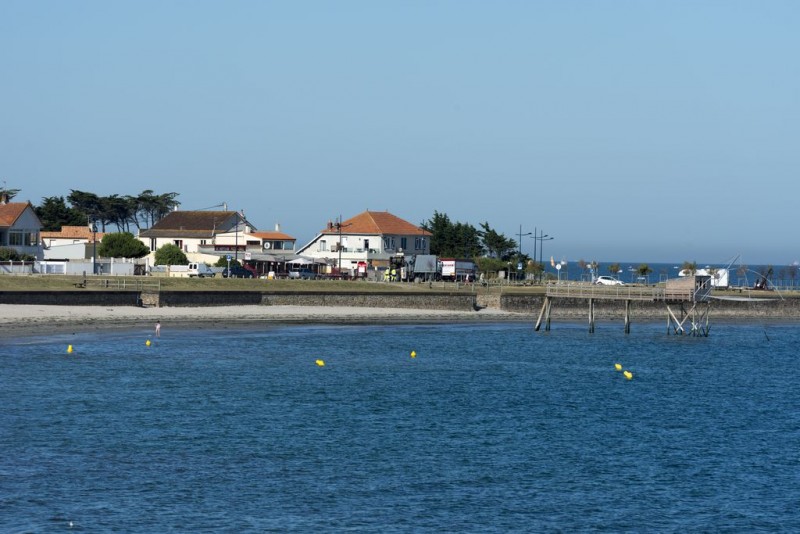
[0,193,8,205]
[275,223,281,232]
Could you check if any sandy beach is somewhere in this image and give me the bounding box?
[0,304,528,339]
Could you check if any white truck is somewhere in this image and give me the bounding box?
[440,258,477,282]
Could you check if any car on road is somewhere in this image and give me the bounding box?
[595,275,624,286]
[222,265,255,278]
[288,268,317,280]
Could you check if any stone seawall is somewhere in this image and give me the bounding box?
[162,291,477,311]
[0,290,476,312]
[0,291,141,306]
[500,294,800,319]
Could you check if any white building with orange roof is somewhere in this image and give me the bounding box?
[296,210,431,272]
[0,198,43,260]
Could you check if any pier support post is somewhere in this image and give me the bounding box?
[588,298,595,333]
[545,298,551,331]
[535,297,548,332]
[624,300,631,334]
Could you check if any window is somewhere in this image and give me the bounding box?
[8,230,38,247]
[150,238,157,251]
[363,239,369,250]
[415,237,426,250]
[173,239,183,251]
[9,231,24,246]
[383,237,395,250]
[319,239,327,252]
[400,237,407,251]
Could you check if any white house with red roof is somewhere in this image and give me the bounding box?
[296,210,430,271]
[0,199,43,260]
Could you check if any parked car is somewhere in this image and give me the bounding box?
[595,276,624,286]
[288,268,317,280]
[222,265,255,278]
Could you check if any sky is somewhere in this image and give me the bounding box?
[2,1,798,265]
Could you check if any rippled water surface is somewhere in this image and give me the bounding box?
[2,321,799,532]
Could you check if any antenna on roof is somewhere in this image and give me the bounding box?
[194,202,227,211]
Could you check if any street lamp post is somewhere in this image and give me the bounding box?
[533,228,554,282]
[516,225,532,281]
[88,217,97,275]
[337,216,343,273]
[234,211,240,264]
[332,215,352,276]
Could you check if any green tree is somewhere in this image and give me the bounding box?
[421,211,481,258]
[526,259,544,279]
[681,261,698,275]
[479,222,516,260]
[154,243,188,265]
[214,256,241,267]
[101,195,137,233]
[35,196,86,231]
[636,263,653,284]
[608,263,621,277]
[137,190,180,227]
[97,232,150,258]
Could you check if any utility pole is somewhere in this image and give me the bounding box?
[517,224,532,281]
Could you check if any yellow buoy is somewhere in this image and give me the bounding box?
[146,339,152,347]
[623,370,633,380]
[411,350,416,358]
[614,363,622,371]
[67,345,73,354]
[315,359,325,367]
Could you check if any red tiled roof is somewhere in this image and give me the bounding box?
[41,226,96,239]
[320,211,429,236]
[0,202,32,227]
[41,226,106,242]
[251,231,296,241]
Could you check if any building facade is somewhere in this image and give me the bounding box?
[138,211,297,271]
[0,201,43,260]
[296,210,431,273]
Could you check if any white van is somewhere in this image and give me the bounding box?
[187,263,215,278]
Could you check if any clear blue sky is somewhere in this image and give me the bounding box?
[2,1,798,265]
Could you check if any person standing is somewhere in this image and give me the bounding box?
[155,320,161,338]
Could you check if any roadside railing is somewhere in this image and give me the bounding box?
[546,282,665,301]
[76,277,161,291]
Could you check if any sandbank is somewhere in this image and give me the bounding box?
[0,304,528,340]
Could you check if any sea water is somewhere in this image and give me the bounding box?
[2,321,799,532]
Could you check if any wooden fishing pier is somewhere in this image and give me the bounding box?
[536,275,713,336]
